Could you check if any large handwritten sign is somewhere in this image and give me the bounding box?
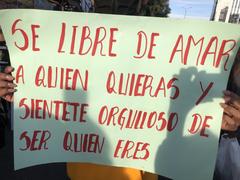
[0,9,240,180]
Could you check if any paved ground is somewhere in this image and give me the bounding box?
[0,128,69,180]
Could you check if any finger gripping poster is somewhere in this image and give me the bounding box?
[0,9,240,180]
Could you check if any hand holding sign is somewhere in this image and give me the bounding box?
[0,66,16,102]
[221,90,240,131]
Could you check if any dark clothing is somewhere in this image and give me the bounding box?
[0,40,10,149]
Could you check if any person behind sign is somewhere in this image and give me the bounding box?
[220,53,240,132]
[0,29,16,150]
[213,51,240,180]
[0,30,16,102]
[0,66,14,149]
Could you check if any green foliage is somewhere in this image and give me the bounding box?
[94,0,170,17]
[139,0,171,17]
